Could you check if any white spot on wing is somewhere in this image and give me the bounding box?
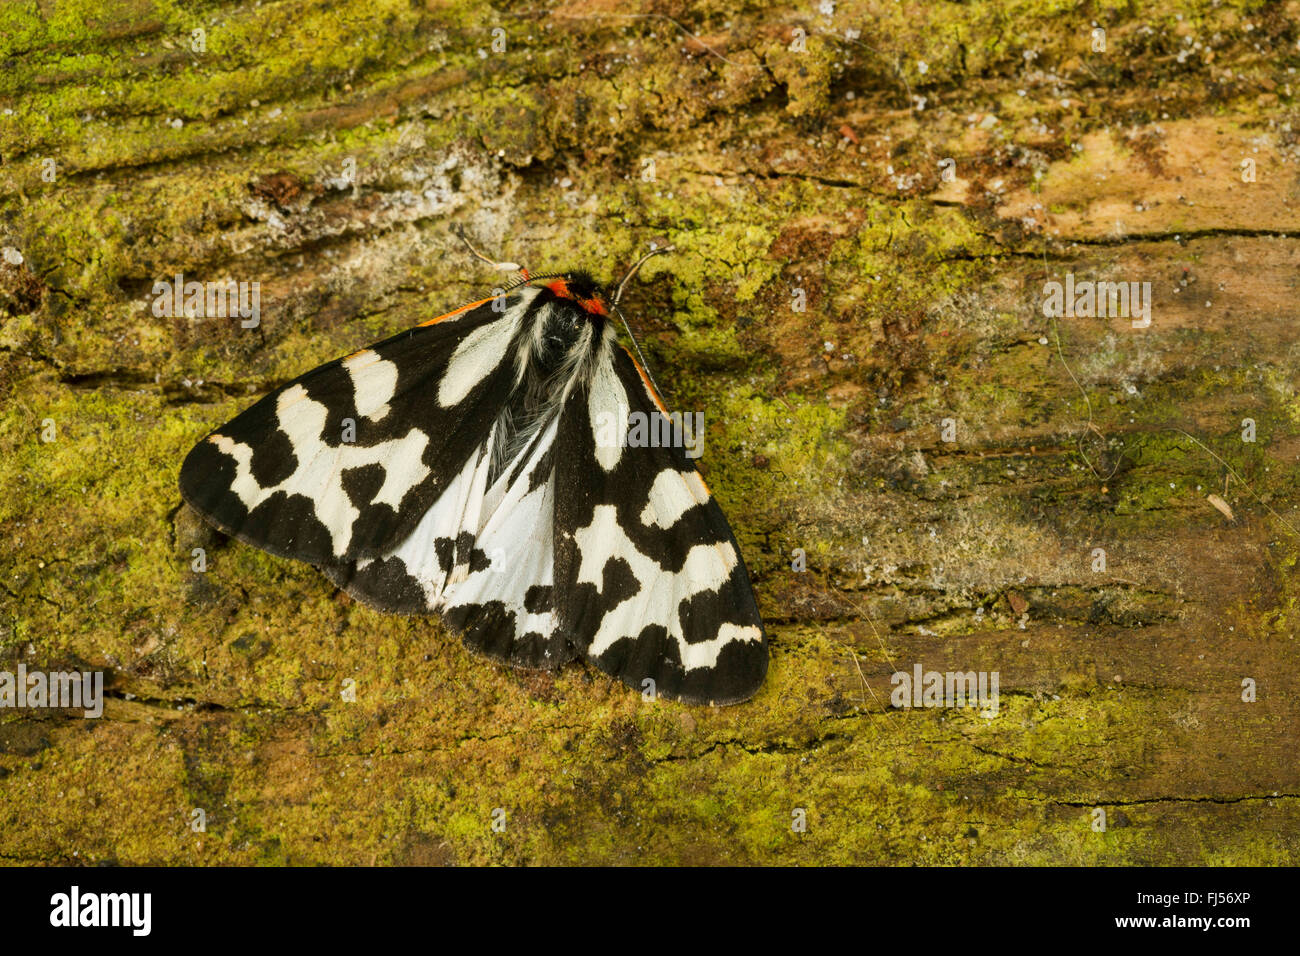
[717,622,763,644]
[640,468,709,529]
[207,383,431,557]
[342,349,398,421]
[588,349,626,471]
[437,293,533,408]
[574,504,758,671]
[211,435,258,506]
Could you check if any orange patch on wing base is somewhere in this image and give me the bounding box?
[417,295,496,327]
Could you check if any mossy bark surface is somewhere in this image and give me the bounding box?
[2,0,1299,864]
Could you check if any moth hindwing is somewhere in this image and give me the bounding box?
[180,272,768,704]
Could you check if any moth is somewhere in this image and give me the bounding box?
[179,239,768,705]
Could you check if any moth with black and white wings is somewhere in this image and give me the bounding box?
[180,264,768,705]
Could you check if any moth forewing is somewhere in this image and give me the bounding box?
[180,271,768,704]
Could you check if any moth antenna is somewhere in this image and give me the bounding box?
[611,245,673,405]
[613,302,667,408]
[454,224,528,279]
[613,245,672,306]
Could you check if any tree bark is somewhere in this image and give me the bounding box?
[1,0,1298,864]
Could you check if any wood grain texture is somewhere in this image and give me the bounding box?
[1,0,1298,864]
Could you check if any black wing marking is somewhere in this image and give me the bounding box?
[319,414,574,670]
[179,289,541,565]
[552,338,768,705]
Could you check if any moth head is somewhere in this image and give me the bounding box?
[518,272,614,385]
[542,271,611,319]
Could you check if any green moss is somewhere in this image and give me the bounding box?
[3,0,1298,867]
[764,33,836,118]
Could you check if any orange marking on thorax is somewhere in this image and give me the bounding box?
[545,278,609,316]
